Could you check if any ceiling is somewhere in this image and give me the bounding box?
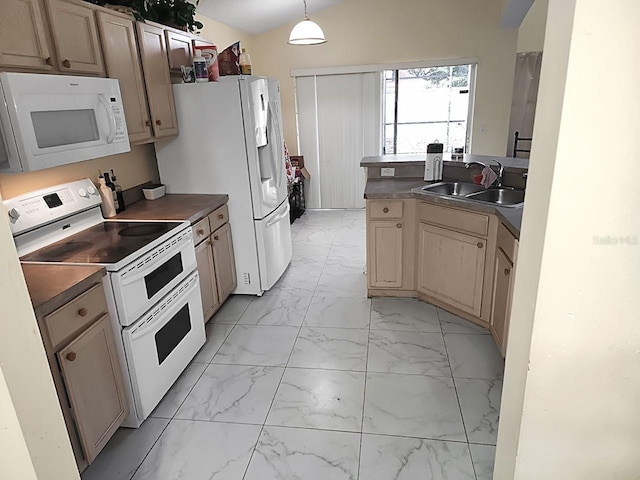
[196,0,345,34]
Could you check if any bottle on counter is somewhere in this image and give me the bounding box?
[239,48,252,75]
[103,171,120,212]
[98,173,117,218]
[193,51,208,83]
[110,169,126,212]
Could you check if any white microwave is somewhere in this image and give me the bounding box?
[0,73,130,173]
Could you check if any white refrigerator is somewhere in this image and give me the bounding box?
[156,76,292,295]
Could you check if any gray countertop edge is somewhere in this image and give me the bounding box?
[364,178,523,237]
[361,154,529,172]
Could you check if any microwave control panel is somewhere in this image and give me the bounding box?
[4,178,101,235]
[110,98,127,143]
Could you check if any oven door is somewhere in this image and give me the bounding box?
[122,271,205,421]
[111,228,197,326]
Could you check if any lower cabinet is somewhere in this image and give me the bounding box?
[39,281,128,470]
[368,220,404,288]
[57,314,128,463]
[490,223,519,356]
[193,204,237,323]
[417,222,486,317]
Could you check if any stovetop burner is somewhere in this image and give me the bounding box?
[21,220,184,265]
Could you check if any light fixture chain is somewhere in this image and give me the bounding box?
[303,0,308,17]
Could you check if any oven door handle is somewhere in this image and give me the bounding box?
[128,273,200,341]
[119,248,184,286]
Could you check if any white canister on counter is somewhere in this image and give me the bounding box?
[193,51,208,83]
[424,141,444,181]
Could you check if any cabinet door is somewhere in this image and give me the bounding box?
[48,0,105,75]
[195,239,220,323]
[367,220,404,288]
[490,248,515,357]
[212,223,237,304]
[97,12,152,144]
[417,223,486,317]
[136,22,179,138]
[165,29,193,71]
[58,314,128,463]
[0,0,52,70]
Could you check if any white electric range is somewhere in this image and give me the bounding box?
[6,178,205,427]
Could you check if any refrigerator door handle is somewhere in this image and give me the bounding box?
[266,202,290,227]
[268,100,283,189]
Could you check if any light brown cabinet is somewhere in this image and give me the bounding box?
[417,222,486,317]
[193,204,237,323]
[490,223,518,356]
[57,314,128,463]
[38,281,128,471]
[0,0,53,70]
[368,220,404,288]
[136,22,179,138]
[46,0,105,75]
[97,11,152,143]
[165,29,193,72]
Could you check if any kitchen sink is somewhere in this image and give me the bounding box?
[421,182,486,196]
[415,182,525,207]
[466,189,525,206]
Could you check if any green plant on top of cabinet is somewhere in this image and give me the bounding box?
[0,0,53,70]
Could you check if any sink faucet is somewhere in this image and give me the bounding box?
[465,158,505,187]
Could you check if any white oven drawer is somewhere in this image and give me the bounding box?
[122,271,205,422]
[111,227,196,326]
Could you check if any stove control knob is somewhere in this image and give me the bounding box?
[78,188,88,198]
[87,185,97,196]
[8,208,20,223]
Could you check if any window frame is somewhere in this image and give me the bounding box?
[383,63,476,155]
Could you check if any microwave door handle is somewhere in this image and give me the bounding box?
[98,94,116,144]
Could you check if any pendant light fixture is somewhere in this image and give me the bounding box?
[288,0,327,45]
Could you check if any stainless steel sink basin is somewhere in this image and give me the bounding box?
[421,182,486,196]
[466,189,525,206]
[416,182,525,207]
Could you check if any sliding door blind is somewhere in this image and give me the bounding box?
[296,72,383,209]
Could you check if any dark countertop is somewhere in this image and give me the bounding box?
[364,178,523,237]
[361,153,529,171]
[22,264,106,318]
[114,194,229,224]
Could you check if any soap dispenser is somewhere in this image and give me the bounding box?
[424,141,444,181]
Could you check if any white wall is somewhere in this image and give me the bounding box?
[250,0,518,157]
[0,190,80,480]
[496,0,640,477]
[196,13,252,54]
[517,0,548,52]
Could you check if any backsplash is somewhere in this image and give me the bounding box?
[0,144,160,200]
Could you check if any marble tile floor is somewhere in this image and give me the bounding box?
[82,209,504,480]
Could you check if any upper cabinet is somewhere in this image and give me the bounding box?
[0,0,53,70]
[165,29,193,72]
[46,0,105,75]
[136,22,179,138]
[97,11,152,143]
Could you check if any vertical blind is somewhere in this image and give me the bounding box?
[295,72,383,209]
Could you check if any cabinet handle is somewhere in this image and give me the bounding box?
[77,307,88,317]
[155,119,162,126]
[504,268,511,276]
[145,120,151,127]
[66,352,77,362]
[197,229,205,235]
[218,214,224,219]
[213,235,219,241]
[62,59,71,68]
[383,207,389,213]
[477,242,484,249]
[396,223,402,229]
[45,56,53,66]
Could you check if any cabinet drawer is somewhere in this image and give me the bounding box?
[45,284,108,350]
[419,202,488,237]
[208,205,229,233]
[369,200,404,219]
[192,217,211,245]
[497,222,518,262]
